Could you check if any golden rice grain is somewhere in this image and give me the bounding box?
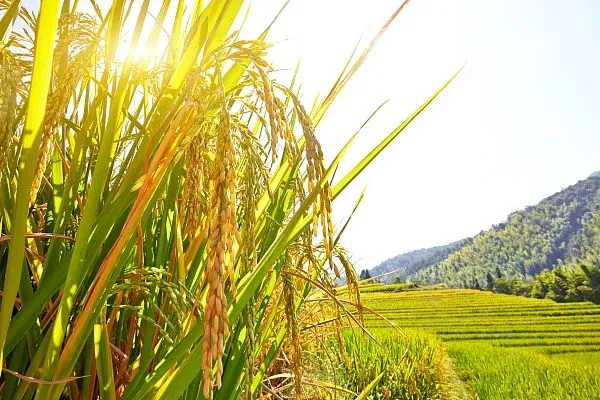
[201,87,237,399]
[0,43,21,165]
[183,131,206,237]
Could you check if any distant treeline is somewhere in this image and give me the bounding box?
[482,261,600,304]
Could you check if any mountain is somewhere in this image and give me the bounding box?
[370,240,470,283]
[370,172,600,287]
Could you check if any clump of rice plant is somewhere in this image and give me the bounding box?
[0,1,456,399]
[312,329,474,400]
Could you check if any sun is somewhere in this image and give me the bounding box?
[114,35,168,66]
[130,42,152,62]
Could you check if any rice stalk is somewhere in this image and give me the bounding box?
[283,252,303,399]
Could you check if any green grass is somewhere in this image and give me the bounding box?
[449,343,600,400]
[361,288,600,400]
[552,351,600,367]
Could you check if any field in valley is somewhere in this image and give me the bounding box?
[361,287,600,399]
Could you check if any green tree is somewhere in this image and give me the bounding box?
[360,269,372,281]
[486,272,494,290]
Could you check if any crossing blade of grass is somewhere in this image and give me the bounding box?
[313,0,411,125]
[332,65,464,199]
[0,0,22,41]
[44,106,196,400]
[94,320,117,400]
[0,0,62,373]
[355,372,385,400]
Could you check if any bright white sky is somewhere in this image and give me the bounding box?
[248,0,600,269]
[21,0,600,269]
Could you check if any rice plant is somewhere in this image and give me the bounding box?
[306,329,475,400]
[0,0,458,399]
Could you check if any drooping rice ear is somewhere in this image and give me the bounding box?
[257,68,279,163]
[29,27,99,206]
[0,45,18,164]
[337,247,363,326]
[202,66,237,398]
[183,127,207,237]
[287,87,338,277]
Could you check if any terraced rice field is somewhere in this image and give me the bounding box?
[363,289,600,356]
[361,288,600,399]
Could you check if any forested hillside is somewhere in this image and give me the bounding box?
[371,172,600,289]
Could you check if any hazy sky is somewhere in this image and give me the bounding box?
[250,0,600,268]
[20,0,600,269]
